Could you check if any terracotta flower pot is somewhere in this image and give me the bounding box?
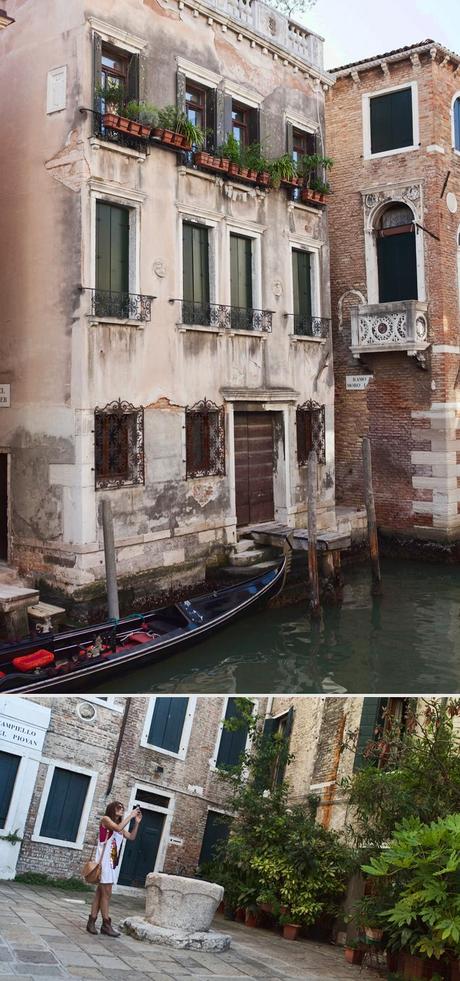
[235,907,246,923]
[258,902,273,914]
[117,115,130,132]
[162,129,174,144]
[138,124,151,138]
[300,188,315,203]
[401,953,426,979]
[364,926,383,942]
[152,126,164,139]
[345,947,364,965]
[386,951,399,972]
[102,112,119,129]
[247,169,258,181]
[228,162,240,177]
[128,119,142,135]
[194,150,210,166]
[245,910,258,928]
[219,157,230,171]
[450,960,460,981]
[257,171,270,186]
[171,132,184,146]
[283,923,301,941]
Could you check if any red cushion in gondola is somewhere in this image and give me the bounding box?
[12,650,55,672]
[128,631,153,644]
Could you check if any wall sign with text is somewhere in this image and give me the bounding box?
[0,384,10,407]
[346,375,373,391]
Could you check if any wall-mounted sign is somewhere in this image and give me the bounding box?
[169,836,183,847]
[346,375,372,391]
[0,384,10,407]
[0,718,41,749]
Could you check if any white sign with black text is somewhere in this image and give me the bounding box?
[0,384,10,407]
[346,375,373,391]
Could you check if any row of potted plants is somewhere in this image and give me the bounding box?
[96,84,332,202]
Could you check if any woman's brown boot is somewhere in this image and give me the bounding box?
[86,915,98,935]
[100,917,120,937]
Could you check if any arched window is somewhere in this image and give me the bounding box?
[376,203,417,303]
[453,96,460,151]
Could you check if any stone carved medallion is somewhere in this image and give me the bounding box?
[77,701,96,720]
[272,280,283,297]
[153,260,167,278]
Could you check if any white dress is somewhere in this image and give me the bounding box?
[96,825,124,885]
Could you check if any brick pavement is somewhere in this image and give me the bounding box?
[0,882,377,981]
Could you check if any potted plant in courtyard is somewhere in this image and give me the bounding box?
[344,940,364,965]
[280,912,302,941]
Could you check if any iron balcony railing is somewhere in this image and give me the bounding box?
[292,315,331,339]
[84,288,155,323]
[177,299,273,333]
[93,111,149,154]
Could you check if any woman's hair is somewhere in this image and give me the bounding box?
[105,801,124,823]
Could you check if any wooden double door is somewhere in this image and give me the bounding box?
[234,412,274,526]
[118,808,165,888]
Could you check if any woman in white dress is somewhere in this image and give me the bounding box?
[86,800,142,937]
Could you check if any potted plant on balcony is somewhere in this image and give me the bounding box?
[124,101,158,138]
[96,80,126,131]
[241,142,265,183]
[268,153,297,189]
[219,133,242,177]
[155,105,180,144]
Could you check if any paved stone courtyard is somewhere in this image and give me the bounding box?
[0,882,377,981]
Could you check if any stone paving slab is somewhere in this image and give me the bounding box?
[0,882,378,981]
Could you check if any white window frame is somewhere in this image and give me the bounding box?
[225,222,263,317]
[288,237,322,324]
[223,82,262,109]
[451,91,460,153]
[140,696,197,761]
[177,57,221,91]
[363,81,419,160]
[177,210,220,312]
[117,782,174,880]
[32,760,97,850]
[88,181,144,303]
[209,697,257,772]
[46,66,67,114]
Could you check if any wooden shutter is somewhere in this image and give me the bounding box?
[96,202,129,295]
[370,88,413,154]
[274,707,293,787]
[248,107,260,145]
[454,98,460,150]
[205,89,217,151]
[93,32,102,132]
[0,751,20,829]
[215,88,226,149]
[354,699,388,771]
[176,70,187,115]
[286,120,293,155]
[40,768,90,841]
[230,235,253,310]
[96,202,112,292]
[183,223,209,306]
[377,231,417,303]
[292,249,312,322]
[199,811,231,866]
[216,698,249,768]
[223,93,233,139]
[127,53,139,102]
[147,697,189,754]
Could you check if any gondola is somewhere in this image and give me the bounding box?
[0,553,289,694]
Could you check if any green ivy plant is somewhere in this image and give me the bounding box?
[0,829,22,845]
[362,814,460,960]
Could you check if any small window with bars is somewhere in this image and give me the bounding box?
[296,401,326,466]
[94,399,144,489]
[185,399,225,478]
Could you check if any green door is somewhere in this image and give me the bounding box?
[230,234,252,328]
[96,202,129,315]
[118,809,165,888]
[377,231,417,302]
[182,223,210,323]
[0,751,20,829]
[292,249,312,333]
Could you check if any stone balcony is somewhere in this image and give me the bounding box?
[199,0,325,72]
[350,300,430,358]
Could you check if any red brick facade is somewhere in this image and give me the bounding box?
[326,43,460,539]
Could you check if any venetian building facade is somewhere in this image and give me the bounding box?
[0,694,268,885]
[326,42,460,544]
[0,0,336,605]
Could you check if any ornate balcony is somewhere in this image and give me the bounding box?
[201,0,324,72]
[292,315,330,339]
[350,301,430,358]
[177,300,273,333]
[85,288,154,323]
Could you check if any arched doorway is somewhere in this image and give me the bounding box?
[376,203,418,303]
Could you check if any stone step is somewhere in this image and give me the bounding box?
[228,547,270,567]
[233,538,258,553]
[220,559,280,579]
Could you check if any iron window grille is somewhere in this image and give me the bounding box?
[185,399,225,478]
[296,400,326,466]
[94,399,145,489]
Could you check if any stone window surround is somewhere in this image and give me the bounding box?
[209,697,258,773]
[31,759,98,851]
[452,91,460,154]
[177,56,221,91]
[361,182,426,305]
[87,181,144,318]
[88,16,148,55]
[362,80,420,161]
[118,781,175,880]
[0,748,23,835]
[140,696,197,761]
[288,235,323,326]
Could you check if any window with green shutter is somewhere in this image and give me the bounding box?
[182,222,210,324]
[354,698,388,771]
[453,97,460,150]
[0,751,21,829]
[292,249,312,333]
[216,698,250,769]
[199,810,231,866]
[40,768,91,842]
[370,87,413,154]
[96,201,130,301]
[147,697,189,755]
[230,234,253,329]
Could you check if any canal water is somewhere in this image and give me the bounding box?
[93,559,460,695]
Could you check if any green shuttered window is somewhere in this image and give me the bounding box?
[354,698,388,771]
[147,697,189,754]
[96,201,129,294]
[292,249,312,329]
[183,223,210,308]
[199,810,231,866]
[230,234,253,311]
[216,698,250,769]
[0,751,20,829]
[370,88,413,154]
[453,97,460,151]
[40,767,91,842]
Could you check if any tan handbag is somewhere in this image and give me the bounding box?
[82,834,109,884]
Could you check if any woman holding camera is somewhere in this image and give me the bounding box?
[86,800,142,937]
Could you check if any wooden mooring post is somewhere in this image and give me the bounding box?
[101,498,120,620]
[307,450,321,619]
[362,437,382,596]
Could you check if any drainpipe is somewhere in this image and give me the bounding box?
[106,697,131,798]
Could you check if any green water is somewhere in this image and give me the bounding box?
[93,559,460,695]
